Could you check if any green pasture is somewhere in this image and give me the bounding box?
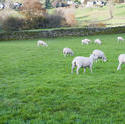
[0,33,125,123]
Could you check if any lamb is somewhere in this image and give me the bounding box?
[71,54,97,74]
[117,54,125,71]
[94,39,102,45]
[63,48,74,57]
[37,40,48,47]
[92,49,107,62]
[81,39,91,45]
[117,36,124,42]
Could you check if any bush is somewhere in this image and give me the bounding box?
[55,8,76,26]
[44,14,65,28]
[23,16,45,29]
[2,17,24,31]
[23,14,65,30]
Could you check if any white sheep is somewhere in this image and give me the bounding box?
[37,40,48,47]
[81,39,91,45]
[117,54,125,71]
[63,48,74,57]
[71,54,97,74]
[117,36,124,42]
[92,49,107,62]
[94,39,102,45]
[85,38,91,43]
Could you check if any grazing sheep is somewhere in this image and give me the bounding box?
[117,54,125,71]
[94,39,102,45]
[63,48,74,57]
[85,39,91,43]
[71,54,97,74]
[117,36,124,42]
[37,40,48,47]
[81,39,91,45]
[92,49,107,62]
[0,3,5,10]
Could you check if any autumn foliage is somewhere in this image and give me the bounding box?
[22,0,46,18]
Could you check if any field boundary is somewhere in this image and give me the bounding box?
[0,26,125,41]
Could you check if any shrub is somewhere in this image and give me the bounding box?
[55,8,76,26]
[44,14,65,28]
[2,16,24,31]
[23,14,65,30]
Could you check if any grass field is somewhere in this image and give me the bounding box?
[0,34,125,124]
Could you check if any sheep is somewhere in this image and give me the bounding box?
[85,39,91,43]
[71,54,97,74]
[0,3,5,10]
[117,54,125,71]
[117,36,124,42]
[81,40,89,45]
[37,40,48,47]
[92,49,107,62]
[94,39,102,45]
[81,39,91,45]
[86,1,94,8]
[63,48,74,57]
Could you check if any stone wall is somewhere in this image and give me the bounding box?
[0,26,125,41]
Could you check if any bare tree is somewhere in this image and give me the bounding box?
[109,0,114,19]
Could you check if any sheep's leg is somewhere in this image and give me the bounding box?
[89,65,93,73]
[84,68,86,73]
[71,65,75,74]
[71,53,73,56]
[76,66,80,75]
[117,63,122,71]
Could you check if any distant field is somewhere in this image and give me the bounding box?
[0,34,125,123]
[49,4,125,27]
[75,4,125,27]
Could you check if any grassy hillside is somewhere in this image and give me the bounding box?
[75,4,125,27]
[0,34,125,123]
[49,4,125,27]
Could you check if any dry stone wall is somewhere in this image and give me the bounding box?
[0,26,125,41]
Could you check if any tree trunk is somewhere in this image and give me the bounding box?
[109,0,114,19]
